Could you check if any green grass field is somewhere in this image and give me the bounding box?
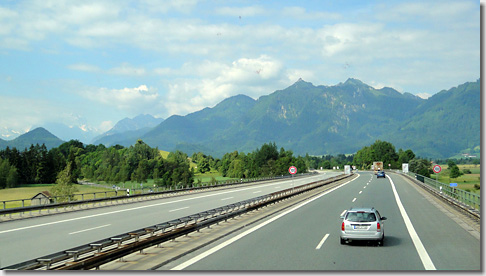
[431,164,480,194]
[0,184,113,208]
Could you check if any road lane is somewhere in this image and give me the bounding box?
[0,172,341,268]
[168,171,479,270]
[388,173,480,270]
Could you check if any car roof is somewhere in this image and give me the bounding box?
[348,207,376,212]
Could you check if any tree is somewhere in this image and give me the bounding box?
[197,157,211,174]
[50,161,79,202]
[409,159,432,176]
[448,161,463,179]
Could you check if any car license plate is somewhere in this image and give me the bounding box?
[354,225,368,230]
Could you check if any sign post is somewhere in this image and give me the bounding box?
[289,166,297,191]
[288,166,297,175]
[433,164,441,182]
[402,163,409,173]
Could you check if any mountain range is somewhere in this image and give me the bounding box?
[0,78,480,159]
[0,127,64,150]
[91,114,164,146]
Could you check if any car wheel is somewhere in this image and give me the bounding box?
[378,236,384,246]
[340,237,345,245]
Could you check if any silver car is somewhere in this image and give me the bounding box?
[340,207,387,246]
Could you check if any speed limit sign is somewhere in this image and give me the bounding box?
[433,165,442,174]
[289,166,297,175]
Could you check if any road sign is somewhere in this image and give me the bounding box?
[289,166,297,175]
[402,163,409,173]
[450,183,458,187]
[433,165,442,174]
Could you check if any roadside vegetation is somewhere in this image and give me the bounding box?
[0,139,480,202]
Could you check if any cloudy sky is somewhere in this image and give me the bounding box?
[0,0,480,141]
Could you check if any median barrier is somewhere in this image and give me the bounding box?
[2,173,350,270]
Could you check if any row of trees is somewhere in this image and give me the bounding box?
[77,140,194,187]
[0,140,195,189]
[218,143,307,178]
[1,138,478,192]
[191,143,308,178]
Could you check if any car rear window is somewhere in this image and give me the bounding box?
[345,212,376,222]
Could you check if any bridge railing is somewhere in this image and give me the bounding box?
[0,172,317,218]
[405,172,480,213]
[2,173,350,270]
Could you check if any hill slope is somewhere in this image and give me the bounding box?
[100,78,481,159]
[0,127,64,150]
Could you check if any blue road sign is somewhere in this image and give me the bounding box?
[450,183,458,187]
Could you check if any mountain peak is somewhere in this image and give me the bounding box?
[289,78,314,89]
[343,78,366,86]
[24,127,56,137]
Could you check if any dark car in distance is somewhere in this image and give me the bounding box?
[377,170,385,178]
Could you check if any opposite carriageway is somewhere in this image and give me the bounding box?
[2,173,352,270]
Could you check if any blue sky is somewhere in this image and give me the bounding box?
[0,0,480,142]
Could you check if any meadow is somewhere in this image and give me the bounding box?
[431,164,480,194]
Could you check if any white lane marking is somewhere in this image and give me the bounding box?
[359,191,362,194]
[69,224,110,235]
[387,175,436,270]
[169,207,189,212]
[0,176,328,235]
[316,234,330,250]
[340,210,347,217]
[364,186,367,189]
[171,174,360,270]
[352,198,357,202]
[253,191,262,194]
[221,197,234,201]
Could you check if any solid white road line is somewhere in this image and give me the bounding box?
[69,224,110,235]
[169,207,189,212]
[387,175,436,270]
[315,234,330,250]
[221,197,234,201]
[0,176,329,235]
[171,174,360,270]
[253,191,262,194]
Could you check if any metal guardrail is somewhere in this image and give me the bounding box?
[2,173,350,270]
[0,172,316,219]
[404,172,480,213]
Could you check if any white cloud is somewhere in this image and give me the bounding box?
[99,120,114,132]
[140,0,198,14]
[215,6,265,17]
[163,55,295,116]
[416,93,431,99]
[82,85,160,114]
[281,6,342,21]
[108,63,147,76]
[68,63,101,73]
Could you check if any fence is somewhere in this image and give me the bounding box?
[0,172,315,212]
[2,173,350,270]
[405,172,480,212]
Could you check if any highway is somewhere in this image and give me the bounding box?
[164,171,480,271]
[0,172,342,268]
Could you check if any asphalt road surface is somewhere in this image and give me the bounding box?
[165,171,480,271]
[0,172,341,268]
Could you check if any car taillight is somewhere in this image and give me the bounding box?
[377,222,381,231]
[342,222,345,231]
